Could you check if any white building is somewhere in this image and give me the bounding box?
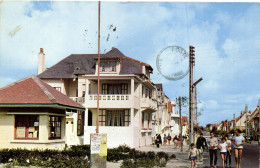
[170,100,180,137]
[38,48,164,148]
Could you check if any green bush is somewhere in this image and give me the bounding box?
[170,154,176,159]
[120,159,136,168]
[0,144,170,168]
[157,151,169,161]
[0,148,91,168]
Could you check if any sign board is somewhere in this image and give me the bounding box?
[90,133,107,156]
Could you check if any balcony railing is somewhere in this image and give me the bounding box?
[141,97,157,110]
[70,97,85,104]
[89,94,129,101]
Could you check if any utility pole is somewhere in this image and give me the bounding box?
[189,45,195,145]
[96,1,101,134]
[178,97,183,152]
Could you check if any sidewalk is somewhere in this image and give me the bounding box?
[107,143,203,168]
[136,144,203,168]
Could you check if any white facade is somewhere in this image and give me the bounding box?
[42,63,159,148]
[170,101,180,137]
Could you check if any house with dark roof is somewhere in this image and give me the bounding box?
[37,47,165,148]
[0,76,84,150]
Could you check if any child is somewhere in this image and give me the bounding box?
[218,137,231,168]
[163,134,167,145]
[173,135,178,149]
[225,136,232,167]
[187,143,199,168]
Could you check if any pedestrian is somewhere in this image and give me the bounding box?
[173,135,178,149]
[167,133,172,145]
[187,143,199,168]
[177,136,181,148]
[232,129,245,168]
[208,132,218,168]
[155,134,162,148]
[218,137,231,168]
[163,134,167,145]
[196,133,208,162]
[225,136,232,167]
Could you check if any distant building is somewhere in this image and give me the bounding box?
[181,116,188,136]
[248,100,260,140]
[170,100,180,136]
[235,105,251,131]
[0,76,84,150]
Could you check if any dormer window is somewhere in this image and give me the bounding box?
[100,61,116,72]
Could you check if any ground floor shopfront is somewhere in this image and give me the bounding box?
[0,109,67,150]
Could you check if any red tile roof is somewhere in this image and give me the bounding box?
[168,101,171,112]
[0,76,84,109]
[249,108,259,122]
[182,116,188,125]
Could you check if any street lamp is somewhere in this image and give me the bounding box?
[193,77,203,88]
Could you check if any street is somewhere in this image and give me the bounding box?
[200,144,259,168]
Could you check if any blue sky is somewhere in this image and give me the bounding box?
[0,1,259,126]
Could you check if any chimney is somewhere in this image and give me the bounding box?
[245,104,248,113]
[233,113,235,120]
[38,48,45,75]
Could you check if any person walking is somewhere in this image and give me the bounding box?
[232,129,245,168]
[167,133,172,145]
[196,133,208,162]
[177,136,181,148]
[173,135,178,149]
[163,134,167,145]
[208,132,218,168]
[187,143,199,168]
[225,136,232,167]
[155,134,162,148]
[218,137,231,168]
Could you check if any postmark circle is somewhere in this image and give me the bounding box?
[156,46,189,81]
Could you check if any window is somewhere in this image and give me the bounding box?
[99,110,130,126]
[89,84,91,94]
[142,112,144,128]
[102,84,108,94]
[148,113,151,129]
[82,91,86,97]
[100,61,116,72]
[99,110,106,126]
[142,86,144,97]
[15,115,39,139]
[77,111,85,136]
[145,89,148,98]
[49,116,61,139]
[102,83,128,95]
[54,87,61,92]
[121,84,128,94]
[82,84,86,97]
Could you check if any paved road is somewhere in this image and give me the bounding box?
[200,144,259,168]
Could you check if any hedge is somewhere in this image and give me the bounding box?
[0,145,170,168]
